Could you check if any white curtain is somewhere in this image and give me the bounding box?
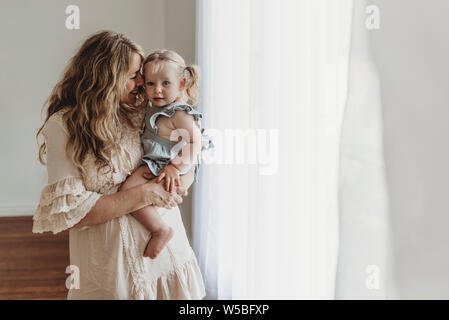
[192,0,380,299]
[335,0,397,299]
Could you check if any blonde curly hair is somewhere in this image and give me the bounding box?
[36,30,144,174]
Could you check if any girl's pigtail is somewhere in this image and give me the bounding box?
[184,65,200,105]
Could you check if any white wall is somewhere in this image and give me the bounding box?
[0,0,196,241]
[369,0,449,298]
[165,0,196,243]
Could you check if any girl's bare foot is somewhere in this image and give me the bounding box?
[144,226,174,259]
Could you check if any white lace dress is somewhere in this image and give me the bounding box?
[32,107,206,300]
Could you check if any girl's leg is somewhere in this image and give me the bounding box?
[133,205,174,259]
[120,165,174,259]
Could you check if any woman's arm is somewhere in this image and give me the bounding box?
[73,155,195,230]
[36,117,184,233]
[72,179,183,229]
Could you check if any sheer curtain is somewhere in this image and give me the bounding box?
[335,0,397,299]
[193,0,354,299]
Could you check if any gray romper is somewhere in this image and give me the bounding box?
[141,101,213,181]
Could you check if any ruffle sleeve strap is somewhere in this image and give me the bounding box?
[32,176,102,234]
[145,102,203,135]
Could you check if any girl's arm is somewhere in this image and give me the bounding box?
[169,110,203,172]
[156,111,202,191]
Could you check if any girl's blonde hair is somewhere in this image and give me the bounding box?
[36,30,144,175]
[143,49,200,105]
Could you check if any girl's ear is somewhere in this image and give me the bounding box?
[179,77,186,90]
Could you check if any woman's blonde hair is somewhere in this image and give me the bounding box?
[143,50,200,105]
[36,30,144,174]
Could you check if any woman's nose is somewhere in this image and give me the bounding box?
[136,72,144,86]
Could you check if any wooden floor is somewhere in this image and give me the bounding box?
[0,216,69,299]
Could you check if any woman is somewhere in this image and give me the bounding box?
[33,31,206,300]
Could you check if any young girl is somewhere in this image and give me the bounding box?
[120,49,212,259]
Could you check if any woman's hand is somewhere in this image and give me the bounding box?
[141,180,182,209]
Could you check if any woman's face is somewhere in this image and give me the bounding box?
[121,52,144,105]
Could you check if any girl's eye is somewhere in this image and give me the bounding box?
[163,81,170,85]
[146,82,154,86]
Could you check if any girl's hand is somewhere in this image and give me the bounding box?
[156,164,180,193]
[141,180,182,209]
[142,171,188,196]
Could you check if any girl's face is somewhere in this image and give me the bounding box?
[121,52,144,105]
[143,61,185,107]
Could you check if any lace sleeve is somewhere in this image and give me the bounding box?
[32,117,102,234]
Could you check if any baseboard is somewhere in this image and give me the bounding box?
[0,204,36,217]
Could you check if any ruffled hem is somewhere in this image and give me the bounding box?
[32,176,102,234]
[138,255,206,300]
